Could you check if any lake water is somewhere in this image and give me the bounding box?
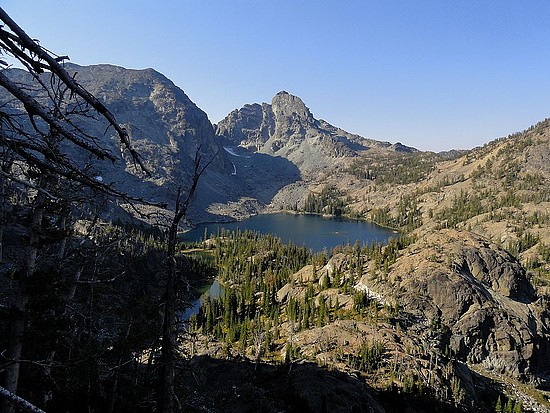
[180,279,224,322]
[181,213,395,251]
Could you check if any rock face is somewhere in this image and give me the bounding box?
[215,103,275,151]
[2,65,303,222]
[359,230,549,381]
[216,91,416,177]
[64,64,227,181]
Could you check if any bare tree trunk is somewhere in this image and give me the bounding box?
[1,185,45,413]
[0,156,13,263]
[57,214,68,260]
[159,221,179,413]
[159,147,214,413]
[0,173,5,263]
[107,320,133,413]
[2,295,29,413]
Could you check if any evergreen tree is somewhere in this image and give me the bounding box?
[495,396,503,413]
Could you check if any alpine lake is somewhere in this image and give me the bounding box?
[181,212,395,251]
[179,212,396,320]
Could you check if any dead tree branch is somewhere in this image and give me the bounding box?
[0,385,46,413]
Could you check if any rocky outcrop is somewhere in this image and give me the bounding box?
[216,91,314,151]
[358,230,549,382]
[215,103,275,151]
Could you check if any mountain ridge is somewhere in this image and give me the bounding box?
[216,90,419,178]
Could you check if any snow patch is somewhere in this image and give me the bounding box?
[223,146,250,158]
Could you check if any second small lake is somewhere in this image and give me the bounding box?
[181,212,395,251]
[180,278,224,321]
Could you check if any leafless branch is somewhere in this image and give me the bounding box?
[0,71,117,161]
[173,145,219,226]
[0,385,46,413]
[0,7,149,174]
[0,169,58,200]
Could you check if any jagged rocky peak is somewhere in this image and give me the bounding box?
[271,91,314,124]
[215,103,274,150]
[218,103,264,133]
[215,90,317,150]
[216,91,354,157]
[391,141,416,153]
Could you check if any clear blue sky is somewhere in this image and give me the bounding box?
[3,1,550,152]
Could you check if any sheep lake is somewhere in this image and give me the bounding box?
[181,212,395,251]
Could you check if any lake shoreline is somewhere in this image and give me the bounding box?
[180,212,395,252]
[182,209,399,235]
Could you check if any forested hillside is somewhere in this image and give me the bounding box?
[211,87,550,412]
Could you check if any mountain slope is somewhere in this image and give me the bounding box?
[2,65,304,223]
[215,99,550,408]
[327,118,550,393]
[216,91,417,178]
[346,118,550,278]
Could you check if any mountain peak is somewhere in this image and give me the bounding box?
[271,91,313,123]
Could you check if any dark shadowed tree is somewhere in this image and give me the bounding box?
[0,7,154,412]
[159,147,215,413]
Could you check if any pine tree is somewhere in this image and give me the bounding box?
[495,396,503,413]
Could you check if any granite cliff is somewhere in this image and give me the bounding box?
[216,91,416,179]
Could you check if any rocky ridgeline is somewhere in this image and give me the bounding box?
[216,91,415,177]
